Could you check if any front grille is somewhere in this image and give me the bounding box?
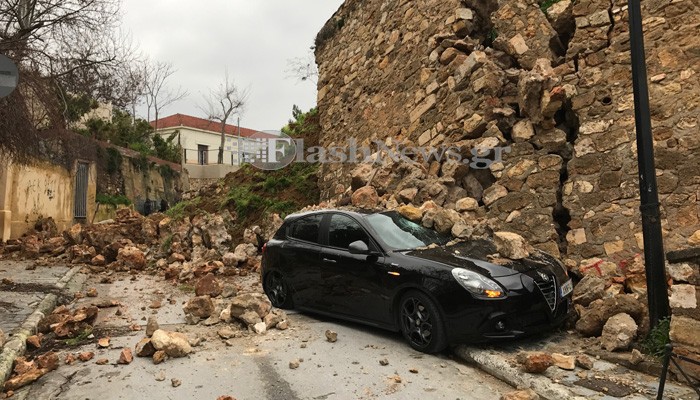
[535,276,557,312]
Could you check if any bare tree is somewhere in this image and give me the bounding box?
[0,0,132,101]
[0,0,142,156]
[286,49,318,85]
[199,68,249,164]
[143,60,188,131]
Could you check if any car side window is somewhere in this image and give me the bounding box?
[328,214,369,250]
[288,215,322,243]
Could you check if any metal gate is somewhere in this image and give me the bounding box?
[74,162,89,219]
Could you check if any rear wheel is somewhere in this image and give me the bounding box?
[399,290,447,353]
[264,271,294,309]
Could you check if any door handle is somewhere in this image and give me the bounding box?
[323,258,337,264]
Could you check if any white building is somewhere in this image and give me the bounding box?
[152,113,272,185]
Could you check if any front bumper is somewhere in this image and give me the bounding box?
[440,274,572,344]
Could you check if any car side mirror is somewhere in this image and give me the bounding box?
[348,240,370,255]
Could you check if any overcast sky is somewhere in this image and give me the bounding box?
[121,0,344,131]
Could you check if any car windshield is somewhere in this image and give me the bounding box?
[365,212,451,251]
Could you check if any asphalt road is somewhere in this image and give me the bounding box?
[14,271,513,400]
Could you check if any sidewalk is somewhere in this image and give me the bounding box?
[0,260,84,388]
[455,333,699,400]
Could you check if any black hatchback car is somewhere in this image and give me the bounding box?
[261,209,573,353]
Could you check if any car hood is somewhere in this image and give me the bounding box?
[399,240,559,278]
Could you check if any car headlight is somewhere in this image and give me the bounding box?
[451,268,506,299]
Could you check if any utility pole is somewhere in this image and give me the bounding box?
[237,117,242,166]
[627,0,669,328]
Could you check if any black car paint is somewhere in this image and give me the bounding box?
[262,210,571,344]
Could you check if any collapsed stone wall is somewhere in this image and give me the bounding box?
[315,0,700,263]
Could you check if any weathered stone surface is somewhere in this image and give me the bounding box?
[351,186,379,209]
[575,354,594,370]
[689,230,700,246]
[551,353,575,370]
[195,274,222,297]
[238,310,262,326]
[512,120,535,142]
[482,185,508,207]
[217,326,237,339]
[669,315,700,349]
[183,296,215,319]
[601,313,638,351]
[135,338,156,357]
[117,246,146,270]
[91,254,106,266]
[572,275,607,306]
[455,197,479,212]
[493,231,531,260]
[151,329,192,358]
[118,348,133,365]
[433,209,461,234]
[253,321,267,334]
[666,262,695,283]
[576,295,645,337]
[669,284,697,309]
[325,330,338,343]
[229,293,271,319]
[152,350,167,364]
[520,352,553,373]
[500,389,540,400]
[146,316,159,337]
[398,205,423,222]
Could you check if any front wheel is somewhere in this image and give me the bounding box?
[398,290,447,353]
[264,271,294,309]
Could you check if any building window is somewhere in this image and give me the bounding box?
[198,144,209,165]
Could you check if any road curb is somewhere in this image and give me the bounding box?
[453,345,587,400]
[0,265,83,390]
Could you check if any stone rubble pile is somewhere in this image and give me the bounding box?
[2,351,59,392]
[0,207,285,287]
[182,278,290,335]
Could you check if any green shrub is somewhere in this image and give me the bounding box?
[641,318,671,358]
[166,197,202,220]
[96,193,131,206]
[539,0,561,12]
[65,328,93,346]
[106,147,122,175]
[161,234,174,252]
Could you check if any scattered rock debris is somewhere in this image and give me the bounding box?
[325,330,338,343]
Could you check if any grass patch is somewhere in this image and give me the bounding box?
[165,197,202,220]
[641,318,670,358]
[65,328,93,347]
[96,193,131,206]
[220,165,316,218]
[161,234,174,253]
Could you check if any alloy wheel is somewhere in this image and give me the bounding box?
[265,272,288,308]
[401,297,433,349]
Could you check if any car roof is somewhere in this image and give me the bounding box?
[283,208,382,222]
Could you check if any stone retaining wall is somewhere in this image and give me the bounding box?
[315,0,700,263]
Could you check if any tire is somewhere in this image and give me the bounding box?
[398,290,447,353]
[264,271,294,309]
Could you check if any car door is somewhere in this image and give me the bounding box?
[319,214,392,325]
[280,214,325,308]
